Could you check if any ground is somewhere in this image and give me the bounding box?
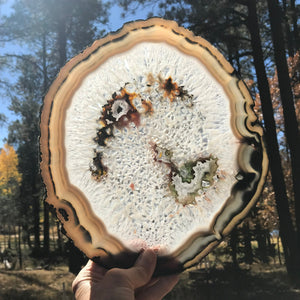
[0,263,299,299]
[166,263,300,300]
[0,266,75,300]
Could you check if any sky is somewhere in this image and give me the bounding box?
[0,0,157,149]
[1,0,299,149]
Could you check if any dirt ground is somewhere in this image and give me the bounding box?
[0,263,299,299]
[166,264,300,300]
[0,266,75,300]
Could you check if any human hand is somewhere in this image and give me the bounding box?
[72,249,179,300]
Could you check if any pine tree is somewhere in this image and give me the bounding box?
[0,143,22,266]
[1,0,110,258]
[0,143,21,196]
[117,0,300,277]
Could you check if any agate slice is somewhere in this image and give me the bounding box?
[40,18,268,275]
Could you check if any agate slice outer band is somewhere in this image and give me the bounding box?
[40,18,268,275]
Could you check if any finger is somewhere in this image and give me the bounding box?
[136,275,179,300]
[79,260,107,281]
[129,249,157,288]
[73,281,91,300]
[88,261,108,281]
[72,260,106,293]
[107,249,156,290]
[72,262,91,294]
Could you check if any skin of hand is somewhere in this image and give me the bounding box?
[72,249,179,300]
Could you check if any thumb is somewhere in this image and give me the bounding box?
[124,249,157,289]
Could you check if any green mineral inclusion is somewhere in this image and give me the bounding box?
[202,158,218,185]
[170,157,218,206]
[178,161,197,183]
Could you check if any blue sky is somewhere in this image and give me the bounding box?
[1,0,299,149]
[0,0,156,149]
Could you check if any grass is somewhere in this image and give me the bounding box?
[0,266,75,300]
[166,263,300,300]
[0,263,299,300]
[0,235,298,300]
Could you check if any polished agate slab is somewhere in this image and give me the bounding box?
[40,18,268,275]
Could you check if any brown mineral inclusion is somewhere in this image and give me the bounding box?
[40,18,268,275]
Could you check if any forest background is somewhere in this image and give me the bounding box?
[0,0,299,299]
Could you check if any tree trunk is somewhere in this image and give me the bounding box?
[42,31,50,255]
[33,193,40,252]
[18,225,23,269]
[23,223,32,249]
[51,217,56,251]
[8,225,11,249]
[290,0,299,51]
[267,0,300,274]
[42,32,48,96]
[229,228,239,269]
[56,221,63,252]
[255,225,268,263]
[57,16,67,68]
[43,202,50,254]
[14,226,18,251]
[4,226,8,248]
[32,179,41,254]
[243,223,253,264]
[282,0,295,57]
[246,0,298,278]
[277,235,282,265]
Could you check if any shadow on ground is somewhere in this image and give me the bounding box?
[0,263,299,299]
[0,267,75,300]
[165,264,300,300]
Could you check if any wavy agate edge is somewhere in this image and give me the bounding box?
[40,18,268,275]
